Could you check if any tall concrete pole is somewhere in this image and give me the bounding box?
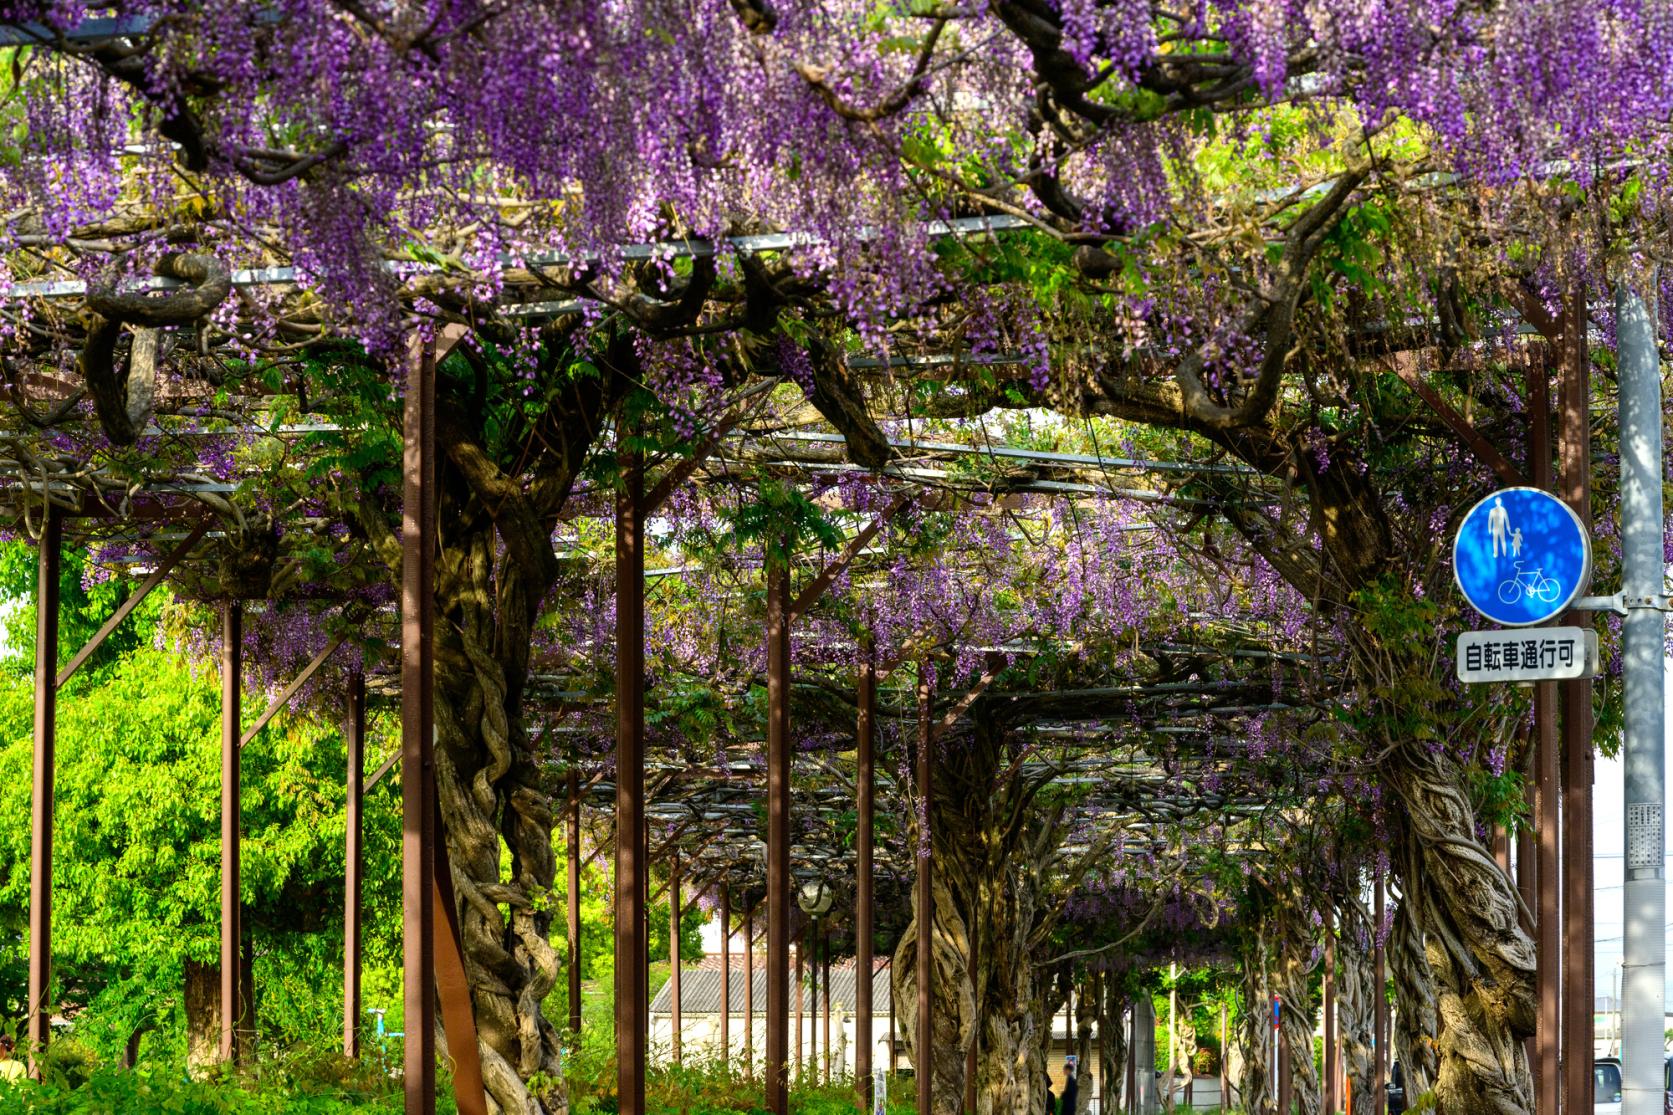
[1618,275,1665,1115]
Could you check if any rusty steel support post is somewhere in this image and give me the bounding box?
[1374,877,1386,1115]
[402,335,439,1115]
[568,769,583,1037]
[220,600,242,1064]
[1220,1001,1229,1115]
[856,652,876,1111]
[1279,1039,1293,1114]
[1323,930,1337,1115]
[1529,357,1562,1115]
[915,665,933,1115]
[616,448,647,1115]
[1559,292,1595,1115]
[27,505,60,1074]
[766,553,792,1115]
[344,672,365,1059]
[671,854,683,1065]
[721,885,732,1067]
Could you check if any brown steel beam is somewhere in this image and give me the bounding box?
[55,518,209,687]
[822,927,831,1083]
[915,666,932,1115]
[1373,877,1386,1115]
[788,496,908,622]
[1559,289,1595,1115]
[567,768,583,1037]
[220,600,242,1064]
[615,446,648,1115]
[27,504,60,1074]
[433,814,490,1115]
[1390,355,1525,486]
[241,633,348,748]
[641,394,764,515]
[765,553,792,1115]
[344,672,365,1058]
[1529,357,1561,1115]
[855,651,876,1111]
[402,333,440,1114]
[795,939,805,1082]
[931,654,1003,741]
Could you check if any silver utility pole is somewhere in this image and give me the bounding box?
[1617,275,1665,1115]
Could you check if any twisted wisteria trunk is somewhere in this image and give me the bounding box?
[1335,897,1376,1114]
[1098,978,1127,1115]
[894,718,1061,1115]
[433,525,566,1115]
[1273,926,1322,1115]
[1235,938,1275,1115]
[1385,742,1534,1114]
[1389,897,1440,1099]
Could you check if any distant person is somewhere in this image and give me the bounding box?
[1061,1057,1079,1115]
[0,1035,24,1085]
[1044,1072,1057,1115]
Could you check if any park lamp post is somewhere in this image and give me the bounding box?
[798,879,834,1084]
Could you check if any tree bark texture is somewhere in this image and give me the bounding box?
[1383,743,1534,1114]
[1389,897,1439,1099]
[891,715,1064,1115]
[1235,940,1275,1115]
[184,959,220,1077]
[1334,897,1376,1114]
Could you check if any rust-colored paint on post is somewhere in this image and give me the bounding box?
[671,854,683,1065]
[1279,1038,1293,1114]
[567,769,582,1037]
[433,820,490,1115]
[1323,931,1337,1114]
[765,554,792,1115]
[1529,359,1561,1115]
[27,504,60,1074]
[822,928,832,1082]
[1559,293,1595,1115]
[720,886,732,1065]
[402,335,439,1115]
[220,600,243,1064]
[1219,1001,1228,1114]
[855,653,876,1111]
[746,901,756,1080]
[344,672,365,1058]
[1558,297,1594,1088]
[615,448,647,1115]
[915,666,933,1115]
[1373,877,1386,1115]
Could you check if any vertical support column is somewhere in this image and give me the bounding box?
[670,854,682,1065]
[721,885,732,1068]
[1323,930,1337,1115]
[855,651,876,1111]
[1219,1002,1228,1115]
[1373,877,1386,1115]
[747,901,756,1080]
[221,600,242,1065]
[27,504,60,1073]
[615,448,647,1115]
[796,939,805,1081]
[402,335,439,1115]
[567,769,582,1038]
[822,927,831,1083]
[765,552,792,1115]
[1528,357,1561,1115]
[1616,277,1664,1115]
[1559,289,1596,1115]
[915,665,933,1115]
[344,672,365,1059]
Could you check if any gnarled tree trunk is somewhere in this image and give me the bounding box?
[1385,742,1534,1114]
[1389,895,1440,1099]
[1335,896,1376,1114]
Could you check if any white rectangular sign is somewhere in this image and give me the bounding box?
[1456,627,1599,683]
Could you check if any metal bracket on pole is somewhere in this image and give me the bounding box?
[1573,592,1673,614]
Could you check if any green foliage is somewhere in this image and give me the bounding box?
[717,476,844,568]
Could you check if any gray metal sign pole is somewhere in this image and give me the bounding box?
[1617,276,1665,1115]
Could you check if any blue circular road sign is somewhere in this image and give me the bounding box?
[1452,487,1590,626]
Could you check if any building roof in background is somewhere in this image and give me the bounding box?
[650,959,892,1015]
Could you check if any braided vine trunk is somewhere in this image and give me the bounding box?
[1235,940,1275,1115]
[1335,897,1376,1114]
[1383,741,1535,1115]
[433,524,566,1115]
[893,718,1061,1115]
[1389,896,1440,1099]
